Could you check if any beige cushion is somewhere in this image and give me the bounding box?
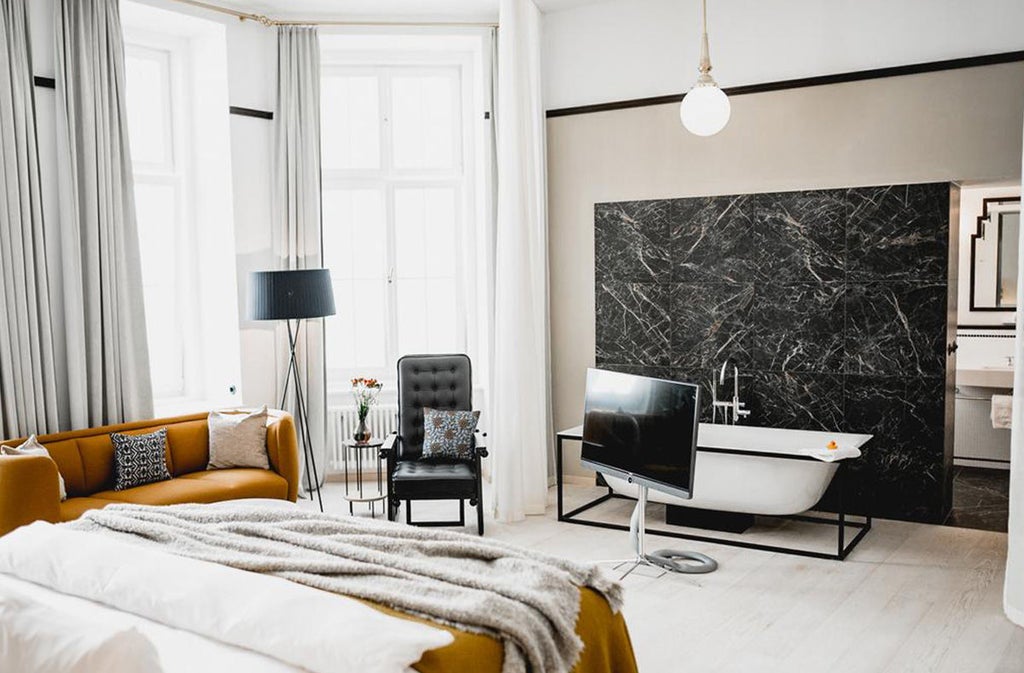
[2,436,67,501]
[207,407,269,470]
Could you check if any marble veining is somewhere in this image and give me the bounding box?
[595,281,671,366]
[594,183,952,523]
[847,183,950,282]
[595,201,671,282]
[752,190,846,283]
[670,195,756,283]
[844,281,947,377]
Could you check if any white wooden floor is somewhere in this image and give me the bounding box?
[303,482,1024,673]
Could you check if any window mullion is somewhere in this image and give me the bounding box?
[381,69,400,369]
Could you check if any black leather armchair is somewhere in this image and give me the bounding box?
[381,354,488,535]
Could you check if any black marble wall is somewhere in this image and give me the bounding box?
[595,183,953,523]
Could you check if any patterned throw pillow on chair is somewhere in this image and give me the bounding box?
[111,429,172,491]
[421,408,480,460]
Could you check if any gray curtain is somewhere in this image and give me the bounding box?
[0,0,61,437]
[274,26,326,490]
[54,0,153,428]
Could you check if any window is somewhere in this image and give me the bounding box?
[122,2,242,416]
[125,43,191,401]
[321,41,488,395]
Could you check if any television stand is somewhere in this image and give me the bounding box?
[613,485,718,580]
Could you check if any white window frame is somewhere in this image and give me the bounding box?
[124,37,202,404]
[322,49,480,396]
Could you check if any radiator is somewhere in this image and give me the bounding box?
[327,405,399,472]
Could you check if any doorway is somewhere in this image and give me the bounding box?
[948,181,1021,532]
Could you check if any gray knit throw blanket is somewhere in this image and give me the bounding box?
[67,502,623,673]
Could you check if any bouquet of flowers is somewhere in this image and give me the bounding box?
[351,377,383,442]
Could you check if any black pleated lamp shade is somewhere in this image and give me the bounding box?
[248,269,336,320]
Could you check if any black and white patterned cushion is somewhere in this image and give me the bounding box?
[112,429,172,491]
[421,408,480,460]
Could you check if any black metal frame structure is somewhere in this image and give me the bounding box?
[555,428,872,561]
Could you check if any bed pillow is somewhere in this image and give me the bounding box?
[0,592,163,673]
[421,408,480,460]
[111,429,172,491]
[207,406,269,470]
[2,435,66,501]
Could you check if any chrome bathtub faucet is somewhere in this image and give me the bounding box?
[711,358,750,425]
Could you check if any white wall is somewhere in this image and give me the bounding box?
[542,0,1024,110]
[27,0,280,411]
[958,184,1022,327]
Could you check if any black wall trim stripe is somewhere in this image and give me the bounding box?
[229,106,274,120]
[546,50,1024,119]
[33,75,273,120]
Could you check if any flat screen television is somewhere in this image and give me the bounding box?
[581,368,700,500]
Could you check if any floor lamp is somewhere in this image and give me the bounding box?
[248,269,336,512]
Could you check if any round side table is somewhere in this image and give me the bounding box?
[341,438,387,517]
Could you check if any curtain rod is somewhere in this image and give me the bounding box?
[167,0,498,28]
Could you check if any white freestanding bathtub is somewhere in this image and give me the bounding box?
[600,424,873,516]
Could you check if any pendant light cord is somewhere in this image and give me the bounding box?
[702,0,708,36]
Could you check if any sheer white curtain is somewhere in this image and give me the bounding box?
[54,0,153,428]
[489,0,553,522]
[0,0,61,437]
[274,26,327,490]
[1006,114,1024,628]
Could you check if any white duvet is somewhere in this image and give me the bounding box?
[0,522,454,673]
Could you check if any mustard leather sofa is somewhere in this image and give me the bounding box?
[0,411,300,537]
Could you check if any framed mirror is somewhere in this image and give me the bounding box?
[970,196,1021,311]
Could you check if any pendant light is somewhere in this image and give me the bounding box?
[680,0,730,137]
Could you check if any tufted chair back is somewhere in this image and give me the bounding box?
[396,354,473,460]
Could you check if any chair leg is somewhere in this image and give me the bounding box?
[476,498,484,536]
[405,500,412,524]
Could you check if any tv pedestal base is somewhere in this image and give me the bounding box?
[611,485,718,580]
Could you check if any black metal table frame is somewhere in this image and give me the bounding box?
[342,438,387,517]
[555,431,872,561]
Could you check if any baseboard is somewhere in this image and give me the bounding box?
[954,458,1011,470]
[560,474,596,487]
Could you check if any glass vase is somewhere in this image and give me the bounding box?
[353,416,371,443]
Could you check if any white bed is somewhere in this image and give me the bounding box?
[0,573,301,673]
[0,521,453,673]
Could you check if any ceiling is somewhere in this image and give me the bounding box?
[213,0,603,20]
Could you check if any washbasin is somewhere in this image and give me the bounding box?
[958,366,1014,388]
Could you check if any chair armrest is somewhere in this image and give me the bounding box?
[380,432,398,460]
[473,431,488,458]
[266,413,301,502]
[0,455,61,536]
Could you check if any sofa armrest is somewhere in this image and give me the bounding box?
[380,432,398,460]
[266,413,301,502]
[0,455,61,537]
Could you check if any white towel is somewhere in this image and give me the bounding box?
[991,394,1013,429]
[800,446,862,463]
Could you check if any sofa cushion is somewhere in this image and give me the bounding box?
[166,420,210,477]
[179,469,289,501]
[93,470,288,506]
[59,497,121,522]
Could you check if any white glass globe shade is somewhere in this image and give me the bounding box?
[679,85,731,137]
